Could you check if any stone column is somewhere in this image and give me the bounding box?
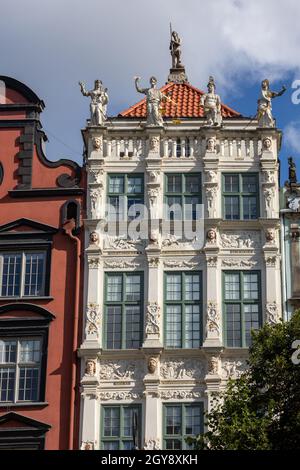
[143,355,161,450]
[80,372,100,450]
[203,240,222,347]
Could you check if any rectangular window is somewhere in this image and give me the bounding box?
[104,273,143,349]
[165,173,201,220]
[101,405,141,450]
[107,174,144,221]
[163,403,204,450]
[0,337,42,403]
[224,271,261,347]
[165,272,202,348]
[0,252,46,298]
[223,174,259,220]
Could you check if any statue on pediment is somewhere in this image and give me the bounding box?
[134,76,169,127]
[201,76,222,126]
[257,79,286,127]
[170,29,182,69]
[288,156,297,184]
[79,80,108,126]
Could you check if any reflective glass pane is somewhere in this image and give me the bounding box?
[224,274,240,300]
[166,274,181,301]
[106,276,122,301]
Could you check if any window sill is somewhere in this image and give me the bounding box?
[0,296,54,301]
[0,402,48,408]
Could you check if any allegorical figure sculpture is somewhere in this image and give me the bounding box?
[201,76,222,126]
[288,156,297,184]
[257,79,286,127]
[169,29,182,69]
[134,76,169,126]
[79,80,109,126]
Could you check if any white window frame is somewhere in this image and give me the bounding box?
[0,251,46,298]
[0,336,42,403]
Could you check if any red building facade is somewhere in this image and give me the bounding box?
[0,76,84,449]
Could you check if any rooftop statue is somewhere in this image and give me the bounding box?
[200,76,222,126]
[170,29,182,69]
[288,157,297,184]
[134,76,170,127]
[257,79,286,128]
[79,80,108,126]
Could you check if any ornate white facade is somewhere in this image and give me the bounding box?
[78,59,282,450]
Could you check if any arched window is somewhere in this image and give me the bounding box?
[61,200,81,232]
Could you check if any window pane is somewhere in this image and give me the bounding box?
[224,175,239,192]
[1,253,22,297]
[108,196,124,221]
[185,406,201,435]
[226,304,241,347]
[0,367,15,401]
[103,442,119,450]
[18,367,39,401]
[243,273,259,300]
[166,406,181,435]
[24,253,45,296]
[185,305,201,348]
[127,176,143,194]
[224,274,240,300]
[0,340,16,363]
[123,440,134,450]
[125,306,141,348]
[123,407,139,437]
[165,439,182,450]
[107,276,122,301]
[225,196,239,220]
[20,340,41,363]
[185,175,200,194]
[165,305,181,348]
[125,275,141,301]
[103,408,120,437]
[127,197,143,220]
[242,175,257,193]
[243,196,257,220]
[244,304,259,346]
[166,274,181,301]
[106,306,122,349]
[109,176,124,194]
[185,274,200,301]
[166,196,182,220]
[167,175,182,193]
[185,196,200,220]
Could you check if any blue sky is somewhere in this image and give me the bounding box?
[1,0,300,183]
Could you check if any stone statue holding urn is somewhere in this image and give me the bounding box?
[79,79,109,126]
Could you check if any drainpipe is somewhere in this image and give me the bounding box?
[63,218,81,450]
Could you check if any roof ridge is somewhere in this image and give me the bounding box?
[119,81,241,118]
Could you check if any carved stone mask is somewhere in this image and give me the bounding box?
[263,138,272,150]
[90,231,99,244]
[92,137,102,150]
[147,357,158,374]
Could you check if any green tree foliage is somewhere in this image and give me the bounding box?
[188,310,300,450]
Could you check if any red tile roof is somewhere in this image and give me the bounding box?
[119,81,241,118]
